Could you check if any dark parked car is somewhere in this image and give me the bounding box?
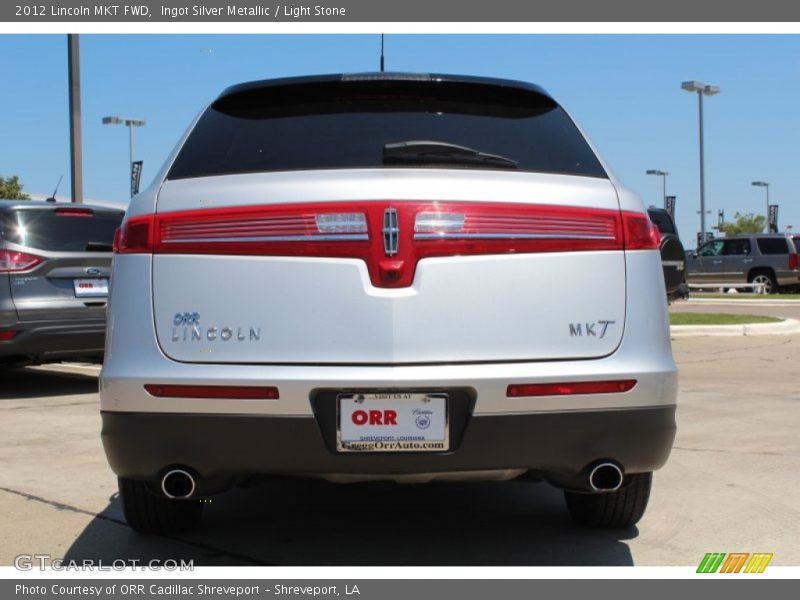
[0,200,123,366]
[686,233,800,294]
[647,207,688,301]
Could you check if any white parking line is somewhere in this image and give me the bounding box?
[30,363,102,376]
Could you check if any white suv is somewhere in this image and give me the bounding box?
[101,73,677,533]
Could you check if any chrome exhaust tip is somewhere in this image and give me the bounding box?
[588,462,623,492]
[161,468,196,499]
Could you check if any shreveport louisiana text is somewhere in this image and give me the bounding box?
[17,584,361,597]
[16,4,348,18]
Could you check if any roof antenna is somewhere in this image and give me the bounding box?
[46,175,63,203]
[380,34,385,72]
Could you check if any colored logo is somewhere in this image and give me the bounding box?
[415,415,431,430]
[697,552,773,573]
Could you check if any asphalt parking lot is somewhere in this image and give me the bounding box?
[1,301,799,566]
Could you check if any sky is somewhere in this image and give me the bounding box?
[1,34,798,246]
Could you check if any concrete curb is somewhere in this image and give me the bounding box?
[685,297,800,306]
[671,318,800,338]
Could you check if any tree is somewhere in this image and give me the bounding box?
[718,212,767,236]
[0,175,30,200]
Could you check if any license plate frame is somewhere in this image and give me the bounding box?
[336,392,449,453]
[73,278,109,298]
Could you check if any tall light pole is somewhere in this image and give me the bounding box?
[102,115,146,198]
[646,169,669,208]
[67,35,83,204]
[681,80,720,243]
[751,181,770,232]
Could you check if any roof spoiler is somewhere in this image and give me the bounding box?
[216,72,553,102]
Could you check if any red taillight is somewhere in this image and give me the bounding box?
[114,215,154,254]
[789,253,798,271]
[506,379,637,397]
[0,331,18,341]
[160,209,368,244]
[0,250,43,273]
[55,207,93,217]
[622,212,660,250]
[140,202,629,287]
[125,202,657,286]
[144,384,279,399]
[412,204,621,249]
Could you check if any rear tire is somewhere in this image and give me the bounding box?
[564,472,652,528]
[749,270,778,294]
[118,477,203,534]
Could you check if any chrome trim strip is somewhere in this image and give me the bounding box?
[413,233,617,240]
[165,224,315,232]
[162,234,370,243]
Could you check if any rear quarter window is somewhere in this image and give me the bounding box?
[756,237,790,255]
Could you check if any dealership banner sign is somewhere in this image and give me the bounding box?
[768,204,779,233]
[4,0,800,22]
[665,196,676,219]
[130,160,143,197]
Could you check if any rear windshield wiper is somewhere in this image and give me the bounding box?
[84,242,113,252]
[383,140,518,169]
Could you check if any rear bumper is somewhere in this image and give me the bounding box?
[776,270,800,287]
[100,251,678,492]
[101,404,676,491]
[0,318,105,361]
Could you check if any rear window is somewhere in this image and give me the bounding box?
[0,209,123,252]
[168,79,607,180]
[756,237,790,255]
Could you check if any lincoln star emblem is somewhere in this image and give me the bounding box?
[383,207,399,256]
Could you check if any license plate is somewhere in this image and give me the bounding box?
[73,278,109,298]
[337,393,449,453]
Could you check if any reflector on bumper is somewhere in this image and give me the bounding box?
[506,380,637,397]
[144,384,279,399]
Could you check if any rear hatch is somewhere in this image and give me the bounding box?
[2,205,122,321]
[143,74,629,364]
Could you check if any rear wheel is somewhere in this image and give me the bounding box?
[749,270,777,294]
[118,477,203,534]
[564,472,652,528]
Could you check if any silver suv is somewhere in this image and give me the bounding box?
[686,234,800,294]
[101,73,678,533]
